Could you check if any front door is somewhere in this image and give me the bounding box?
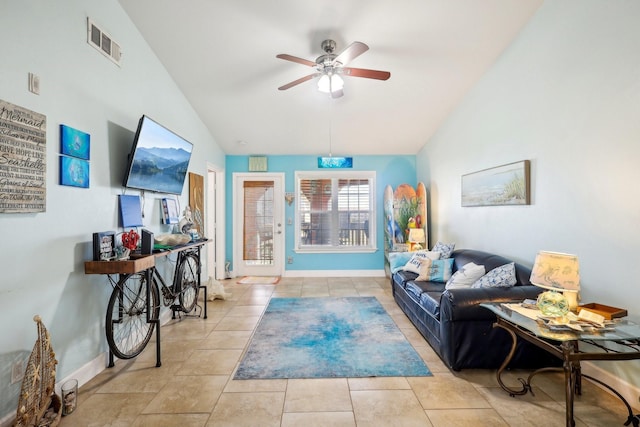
[233,173,284,277]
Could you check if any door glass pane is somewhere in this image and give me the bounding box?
[243,181,274,265]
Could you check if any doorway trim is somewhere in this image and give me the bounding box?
[232,172,285,277]
[206,162,226,280]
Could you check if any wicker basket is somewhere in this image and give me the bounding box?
[14,316,61,427]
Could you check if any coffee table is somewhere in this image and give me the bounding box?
[481,302,640,427]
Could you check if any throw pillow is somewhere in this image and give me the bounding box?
[402,250,441,274]
[471,262,517,288]
[416,258,454,282]
[388,252,413,274]
[445,262,486,289]
[432,241,456,259]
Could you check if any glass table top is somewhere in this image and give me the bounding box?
[481,302,640,343]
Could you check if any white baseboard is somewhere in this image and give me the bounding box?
[284,269,386,278]
[0,309,177,427]
[55,308,175,390]
[582,361,640,411]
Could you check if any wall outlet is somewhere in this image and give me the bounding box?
[11,359,25,384]
[287,256,293,264]
[28,72,40,95]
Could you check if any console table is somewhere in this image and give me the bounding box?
[481,302,640,427]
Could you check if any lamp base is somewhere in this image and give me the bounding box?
[563,290,579,312]
[536,291,570,317]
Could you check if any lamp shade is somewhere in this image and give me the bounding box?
[530,251,580,292]
[317,73,344,93]
[407,228,425,243]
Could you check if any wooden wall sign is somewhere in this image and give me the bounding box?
[0,99,47,213]
[188,172,204,234]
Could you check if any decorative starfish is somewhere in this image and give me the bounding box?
[31,363,40,388]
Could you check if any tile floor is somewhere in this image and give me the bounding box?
[60,277,632,426]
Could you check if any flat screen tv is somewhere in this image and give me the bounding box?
[122,115,193,195]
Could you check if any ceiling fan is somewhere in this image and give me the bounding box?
[277,39,391,98]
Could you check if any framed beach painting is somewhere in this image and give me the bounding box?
[461,160,530,207]
[59,156,90,188]
[60,124,90,160]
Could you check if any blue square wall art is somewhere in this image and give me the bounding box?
[59,156,89,188]
[60,124,90,160]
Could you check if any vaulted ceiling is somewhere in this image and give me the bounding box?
[119,0,542,155]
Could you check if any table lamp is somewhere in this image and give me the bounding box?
[407,228,426,251]
[530,251,580,315]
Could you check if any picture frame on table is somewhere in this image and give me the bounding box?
[161,198,179,225]
[93,231,116,261]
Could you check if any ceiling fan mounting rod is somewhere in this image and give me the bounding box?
[321,39,337,54]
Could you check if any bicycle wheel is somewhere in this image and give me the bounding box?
[106,272,160,360]
[176,253,200,313]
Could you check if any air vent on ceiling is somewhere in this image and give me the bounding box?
[87,18,122,66]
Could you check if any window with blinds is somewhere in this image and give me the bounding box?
[243,180,274,264]
[295,171,376,252]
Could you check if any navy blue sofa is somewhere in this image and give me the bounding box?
[392,249,560,370]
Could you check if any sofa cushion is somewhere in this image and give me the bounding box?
[472,262,517,288]
[402,250,441,274]
[419,291,443,317]
[432,241,456,259]
[445,262,486,289]
[392,270,419,288]
[404,279,446,299]
[417,258,454,282]
[405,281,424,300]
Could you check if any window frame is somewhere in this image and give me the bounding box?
[294,170,377,253]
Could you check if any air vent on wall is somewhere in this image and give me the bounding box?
[87,18,122,66]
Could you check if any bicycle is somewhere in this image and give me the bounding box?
[103,240,208,366]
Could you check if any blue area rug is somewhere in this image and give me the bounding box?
[234,296,431,379]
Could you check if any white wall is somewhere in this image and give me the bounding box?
[0,0,225,418]
[418,0,640,393]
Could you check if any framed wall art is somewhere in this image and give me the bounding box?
[59,156,90,188]
[0,99,47,213]
[188,172,204,233]
[60,124,90,160]
[461,160,530,207]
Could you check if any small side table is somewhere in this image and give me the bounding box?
[481,302,640,427]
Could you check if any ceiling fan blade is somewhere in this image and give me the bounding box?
[278,73,319,91]
[342,67,391,81]
[334,41,369,65]
[276,54,317,67]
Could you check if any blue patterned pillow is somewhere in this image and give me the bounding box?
[416,258,454,282]
[388,252,413,274]
[471,262,517,288]
[432,241,455,259]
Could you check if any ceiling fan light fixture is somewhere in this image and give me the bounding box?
[317,73,344,93]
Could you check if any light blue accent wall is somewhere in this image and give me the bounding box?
[226,155,416,272]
